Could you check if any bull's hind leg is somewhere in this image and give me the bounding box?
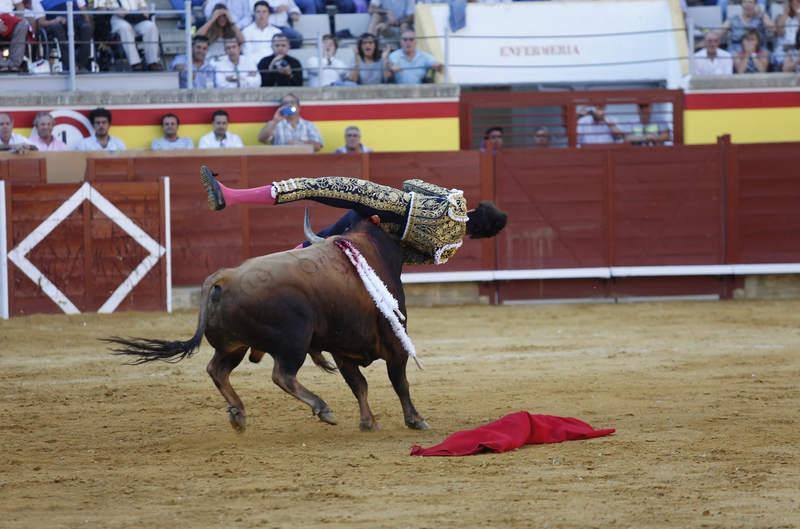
[271,355,337,425]
[207,348,248,432]
[387,355,429,430]
[335,357,378,431]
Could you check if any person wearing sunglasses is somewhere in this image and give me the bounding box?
[388,29,442,84]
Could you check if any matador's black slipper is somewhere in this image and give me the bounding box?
[200,165,226,211]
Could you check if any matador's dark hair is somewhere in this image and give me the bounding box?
[466,201,507,239]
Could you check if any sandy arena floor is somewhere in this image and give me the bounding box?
[1,300,799,529]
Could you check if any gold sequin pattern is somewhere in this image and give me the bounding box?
[273,177,408,216]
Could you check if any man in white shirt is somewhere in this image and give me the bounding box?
[198,109,244,149]
[257,93,322,151]
[76,108,127,151]
[214,38,261,88]
[242,1,281,60]
[29,112,68,151]
[94,0,162,71]
[576,105,624,146]
[151,113,194,150]
[691,31,734,76]
[0,112,36,152]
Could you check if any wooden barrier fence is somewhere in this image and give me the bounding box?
[3,136,799,308]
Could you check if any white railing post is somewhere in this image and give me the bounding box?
[67,1,77,91]
[316,32,323,85]
[0,181,8,320]
[185,0,194,89]
[163,176,172,313]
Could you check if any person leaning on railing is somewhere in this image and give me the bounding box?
[30,0,93,73]
[388,29,442,84]
[307,34,354,86]
[93,0,163,70]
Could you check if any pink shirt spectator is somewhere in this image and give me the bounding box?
[29,134,67,151]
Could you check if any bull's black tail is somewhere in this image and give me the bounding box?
[104,278,220,365]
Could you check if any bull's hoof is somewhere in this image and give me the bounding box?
[227,406,246,433]
[316,408,337,425]
[359,419,380,432]
[406,418,430,430]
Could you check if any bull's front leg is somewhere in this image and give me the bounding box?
[386,355,429,430]
[271,357,337,425]
[335,357,378,431]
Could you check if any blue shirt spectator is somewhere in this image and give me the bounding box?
[171,36,217,88]
[389,30,442,84]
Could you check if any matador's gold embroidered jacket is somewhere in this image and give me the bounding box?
[272,177,469,265]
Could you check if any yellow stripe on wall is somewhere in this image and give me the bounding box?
[685,108,800,145]
[85,118,460,153]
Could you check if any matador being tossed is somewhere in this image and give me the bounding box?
[200,166,507,264]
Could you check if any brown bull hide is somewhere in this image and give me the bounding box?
[106,219,429,433]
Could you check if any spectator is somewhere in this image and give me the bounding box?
[29,112,67,151]
[0,112,36,152]
[213,37,260,87]
[773,0,800,70]
[691,30,733,75]
[294,0,322,14]
[77,108,126,151]
[307,34,352,87]
[94,0,163,71]
[0,12,29,73]
[717,0,766,23]
[481,126,503,152]
[734,28,769,73]
[388,29,443,84]
[721,0,774,55]
[171,35,217,88]
[782,21,800,72]
[30,0,92,73]
[202,0,251,30]
[257,93,323,152]
[266,0,302,49]
[198,109,244,149]
[334,126,371,153]
[576,105,624,146]
[367,0,413,37]
[349,32,391,85]
[151,113,194,150]
[258,33,303,86]
[625,103,671,146]
[241,1,281,60]
[533,127,551,148]
[196,3,245,59]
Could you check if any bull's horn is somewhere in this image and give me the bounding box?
[304,208,324,245]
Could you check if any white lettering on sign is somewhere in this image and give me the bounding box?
[500,45,581,57]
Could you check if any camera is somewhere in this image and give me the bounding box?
[273,59,289,70]
[279,105,298,117]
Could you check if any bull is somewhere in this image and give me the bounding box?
[105,213,429,433]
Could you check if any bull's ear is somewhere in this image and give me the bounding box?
[304,208,324,245]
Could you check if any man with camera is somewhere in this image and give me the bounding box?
[257,93,322,152]
[576,104,624,146]
[257,33,302,86]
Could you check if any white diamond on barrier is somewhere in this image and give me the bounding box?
[7,182,165,315]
